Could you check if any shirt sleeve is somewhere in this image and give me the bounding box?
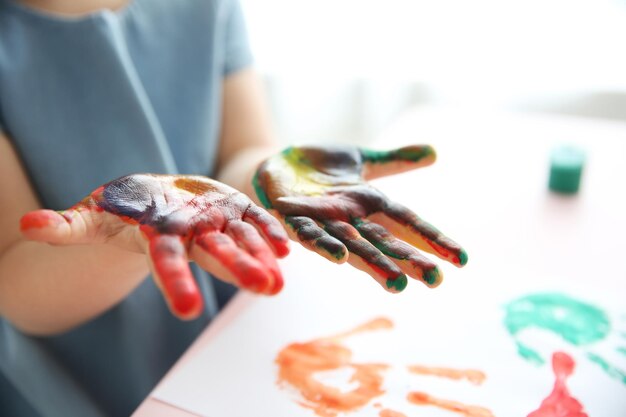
[222,0,254,76]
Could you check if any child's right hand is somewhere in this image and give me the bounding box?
[19,174,290,320]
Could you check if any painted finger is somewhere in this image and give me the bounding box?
[361,145,437,180]
[323,220,408,293]
[147,234,203,320]
[225,221,284,295]
[243,205,290,258]
[192,231,277,295]
[352,218,442,288]
[370,202,468,267]
[20,208,102,245]
[272,195,359,221]
[283,215,348,263]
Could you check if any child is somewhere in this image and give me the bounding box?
[0,1,466,415]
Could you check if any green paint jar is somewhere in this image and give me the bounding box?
[548,145,586,194]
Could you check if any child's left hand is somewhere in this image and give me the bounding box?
[253,145,467,292]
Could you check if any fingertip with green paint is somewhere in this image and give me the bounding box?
[386,274,408,292]
[458,248,468,267]
[360,145,437,165]
[422,266,442,288]
[396,145,437,164]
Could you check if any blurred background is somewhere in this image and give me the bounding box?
[240,0,626,145]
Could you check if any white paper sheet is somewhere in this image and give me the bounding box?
[153,244,626,416]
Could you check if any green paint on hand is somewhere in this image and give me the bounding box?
[423,267,441,286]
[617,347,626,356]
[504,293,610,364]
[386,275,408,291]
[587,352,626,385]
[360,146,435,165]
[252,171,273,209]
[282,146,309,167]
[458,249,468,266]
[315,241,345,261]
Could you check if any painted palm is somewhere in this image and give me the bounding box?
[21,174,290,319]
[254,145,467,292]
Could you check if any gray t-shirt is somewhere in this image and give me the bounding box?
[0,0,252,415]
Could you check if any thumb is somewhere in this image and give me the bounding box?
[361,145,437,180]
[20,209,99,245]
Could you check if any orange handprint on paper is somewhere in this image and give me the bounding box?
[275,318,493,417]
[275,318,589,417]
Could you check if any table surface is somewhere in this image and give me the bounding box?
[132,106,626,416]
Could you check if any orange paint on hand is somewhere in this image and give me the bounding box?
[408,365,486,385]
[407,391,495,417]
[275,318,392,417]
[527,352,588,417]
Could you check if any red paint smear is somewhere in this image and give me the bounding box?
[407,391,494,417]
[527,352,588,417]
[275,318,392,417]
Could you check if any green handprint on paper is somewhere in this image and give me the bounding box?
[504,292,626,385]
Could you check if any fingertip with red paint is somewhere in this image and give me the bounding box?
[266,280,284,296]
[149,235,205,320]
[20,210,65,232]
[170,287,204,320]
[236,264,279,295]
[271,235,291,258]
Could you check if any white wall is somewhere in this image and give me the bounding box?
[241,0,626,144]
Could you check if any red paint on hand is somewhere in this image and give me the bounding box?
[195,231,280,294]
[149,235,203,319]
[255,146,466,291]
[20,210,64,231]
[20,174,290,321]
